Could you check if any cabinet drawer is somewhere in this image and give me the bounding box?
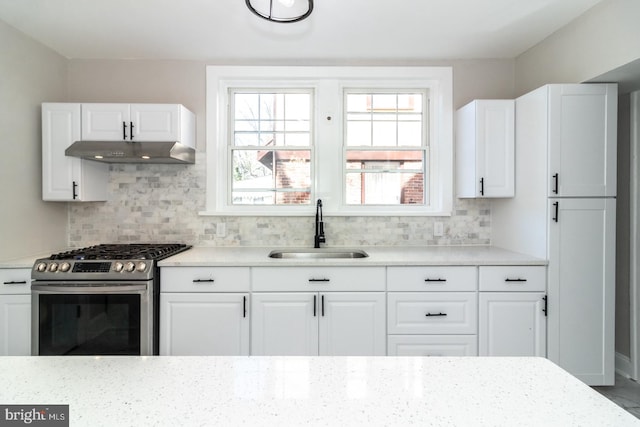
[0,269,31,295]
[387,335,477,356]
[387,266,476,291]
[252,267,385,292]
[479,266,546,292]
[387,292,477,334]
[161,267,250,292]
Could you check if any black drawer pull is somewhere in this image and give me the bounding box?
[192,279,215,283]
[424,278,446,282]
[308,278,330,283]
[504,278,527,282]
[425,312,447,317]
[3,281,27,285]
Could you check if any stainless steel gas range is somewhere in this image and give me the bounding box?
[31,244,190,356]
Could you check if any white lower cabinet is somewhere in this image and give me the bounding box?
[386,266,478,357]
[160,293,249,355]
[0,269,32,356]
[251,292,386,356]
[478,293,546,356]
[160,267,250,355]
[157,264,548,358]
[478,266,547,357]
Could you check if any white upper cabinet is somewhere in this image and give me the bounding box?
[456,100,514,198]
[42,103,108,201]
[547,84,617,197]
[82,103,195,146]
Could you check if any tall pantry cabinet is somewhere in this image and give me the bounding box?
[492,83,617,386]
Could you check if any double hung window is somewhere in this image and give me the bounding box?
[205,66,452,216]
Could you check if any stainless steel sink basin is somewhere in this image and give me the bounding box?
[268,249,369,259]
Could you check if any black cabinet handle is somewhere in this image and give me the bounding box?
[424,278,446,283]
[192,279,215,283]
[321,295,325,317]
[505,278,527,282]
[123,122,127,140]
[552,173,559,194]
[552,202,559,223]
[542,296,548,317]
[313,295,317,317]
[425,312,447,317]
[130,121,134,140]
[480,177,484,196]
[3,281,27,285]
[309,278,330,283]
[243,296,247,318]
[72,181,78,200]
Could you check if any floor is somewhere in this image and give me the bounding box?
[594,374,640,419]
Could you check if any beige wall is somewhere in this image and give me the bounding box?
[66,58,516,153]
[0,21,68,259]
[515,0,640,95]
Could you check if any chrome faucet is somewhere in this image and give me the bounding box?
[314,199,326,248]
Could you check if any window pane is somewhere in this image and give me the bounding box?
[345,149,425,206]
[232,150,273,190]
[232,91,312,147]
[398,121,422,146]
[346,121,372,146]
[231,149,311,205]
[346,172,424,205]
[345,92,425,148]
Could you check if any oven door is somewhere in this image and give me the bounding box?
[31,282,152,356]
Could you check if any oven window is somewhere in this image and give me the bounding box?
[38,294,141,355]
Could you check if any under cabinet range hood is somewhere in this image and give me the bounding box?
[65,140,195,164]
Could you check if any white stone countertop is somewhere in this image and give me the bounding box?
[158,245,546,267]
[0,252,60,269]
[0,356,635,426]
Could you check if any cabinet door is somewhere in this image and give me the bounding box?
[548,197,616,385]
[456,100,514,198]
[319,292,385,356]
[475,100,515,197]
[82,103,131,141]
[0,295,31,356]
[478,292,546,357]
[251,293,318,356]
[130,104,180,141]
[548,84,616,197]
[42,103,82,201]
[160,293,249,356]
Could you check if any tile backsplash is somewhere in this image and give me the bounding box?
[69,152,491,247]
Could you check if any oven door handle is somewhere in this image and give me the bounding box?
[31,284,148,293]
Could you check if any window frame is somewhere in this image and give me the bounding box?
[204,66,453,217]
[229,88,315,207]
[343,88,429,208]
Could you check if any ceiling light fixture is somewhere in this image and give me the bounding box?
[245,0,313,23]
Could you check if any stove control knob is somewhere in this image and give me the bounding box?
[48,262,59,272]
[59,262,71,272]
[125,262,136,272]
[36,262,47,272]
[114,262,124,273]
[136,262,147,272]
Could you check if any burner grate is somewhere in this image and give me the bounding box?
[50,244,190,261]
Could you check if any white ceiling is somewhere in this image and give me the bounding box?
[0,0,605,61]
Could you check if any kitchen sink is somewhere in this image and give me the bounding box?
[268,249,369,259]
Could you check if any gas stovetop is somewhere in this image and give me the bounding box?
[32,243,191,281]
